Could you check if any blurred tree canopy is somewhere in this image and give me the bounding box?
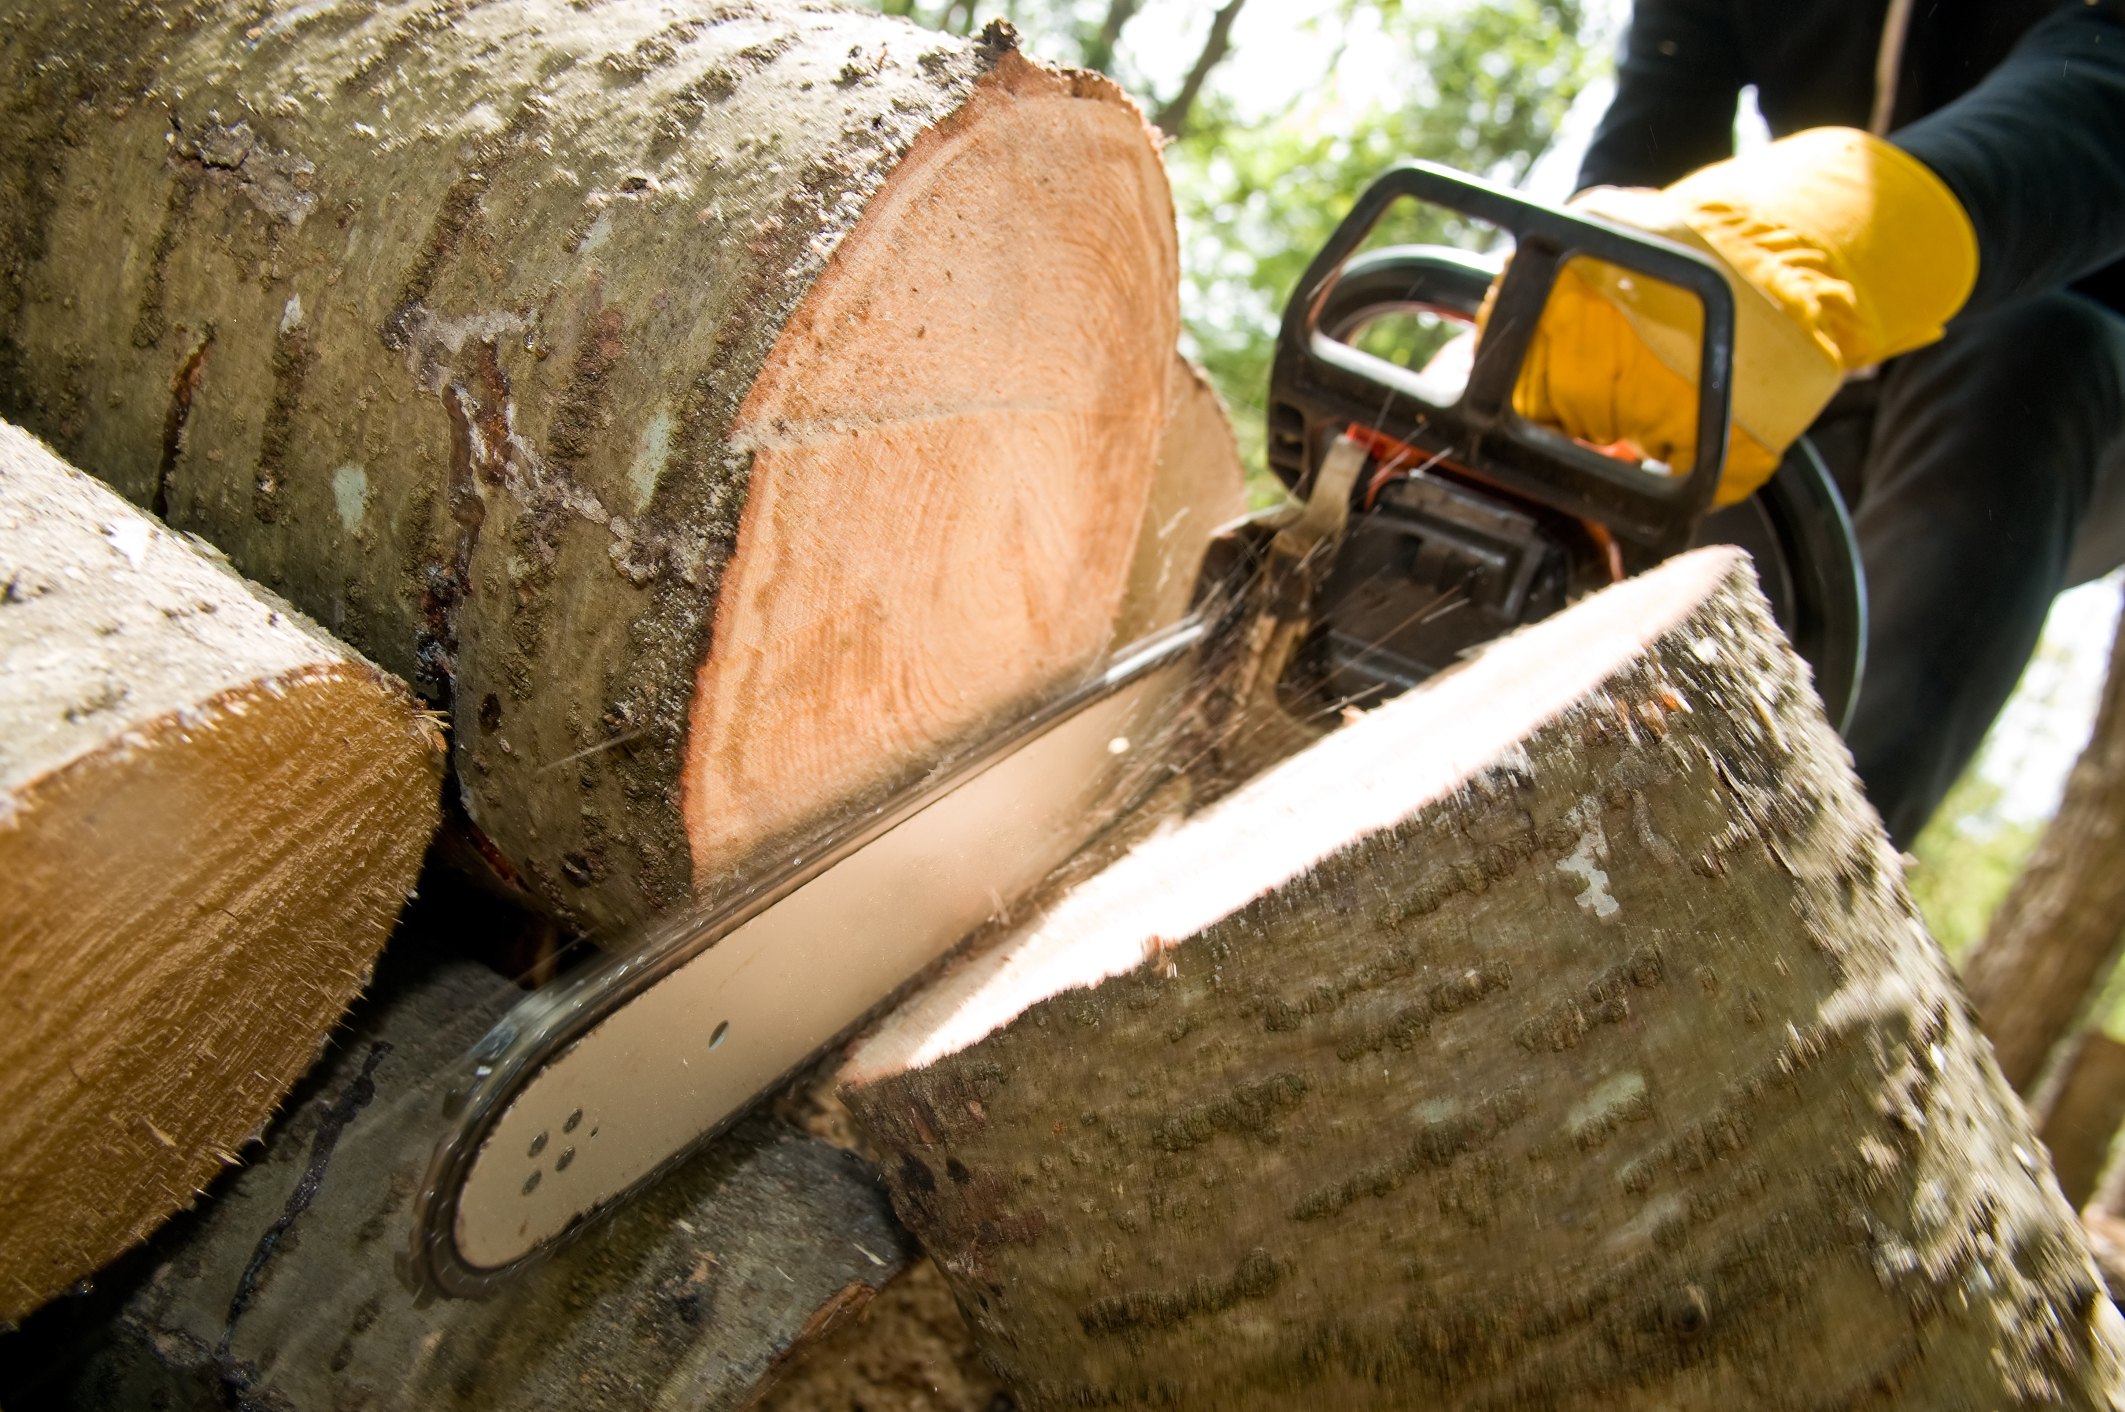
[864,0,1599,480]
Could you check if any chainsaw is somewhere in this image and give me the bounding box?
[406,162,1864,1298]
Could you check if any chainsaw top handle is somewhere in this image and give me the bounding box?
[1267,162,1737,557]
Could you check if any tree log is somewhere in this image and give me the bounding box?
[2042,1032,2125,1210]
[841,547,2125,1409]
[19,914,921,1411]
[0,0,1179,933]
[0,421,441,1324]
[1961,585,2125,1093]
[2093,1104,2125,1305]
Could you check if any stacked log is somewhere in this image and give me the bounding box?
[0,422,441,1323]
[0,0,1184,936]
[50,932,920,1411]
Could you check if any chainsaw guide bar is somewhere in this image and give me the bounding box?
[407,620,1207,1298]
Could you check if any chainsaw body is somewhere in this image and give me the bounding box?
[1266,163,1866,727]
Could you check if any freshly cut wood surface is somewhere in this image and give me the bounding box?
[682,54,1178,870]
[0,0,1180,933]
[0,422,441,1324]
[843,547,2124,1409]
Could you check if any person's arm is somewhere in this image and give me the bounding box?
[1577,0,1744,192]
[1893,3,2125,316]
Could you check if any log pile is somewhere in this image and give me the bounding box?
[840,548,2125,1409]
[0,422,441,1323]
[0,0,1238,1383]
[4,2,2123,1408]
[0,0,1183,936]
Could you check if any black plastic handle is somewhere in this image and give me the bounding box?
[1267,162,1737,555]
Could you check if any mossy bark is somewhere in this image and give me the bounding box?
[0,0,1178,932]
[842,549,2125,1409]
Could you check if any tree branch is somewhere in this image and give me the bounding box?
[1961,582,2125,1092]
[1082,0,1143,76]
[1153,0,1246,139]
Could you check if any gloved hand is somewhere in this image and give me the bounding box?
[1503,128,1979,505]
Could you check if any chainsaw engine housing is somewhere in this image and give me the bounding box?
[1268,164,1865,728]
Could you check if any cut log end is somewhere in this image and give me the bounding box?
[683,52,1179,884]
[5,4,1199,932]
[842,546,2125,1409]
[0,426,441,1322]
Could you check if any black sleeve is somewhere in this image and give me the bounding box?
[1576,0,1745,192]
[1893,4,2125,317]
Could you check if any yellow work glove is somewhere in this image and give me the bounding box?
[1508,128,1979,505]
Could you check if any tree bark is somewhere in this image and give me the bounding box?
[0,421,441,1324]
[841,547,2125,1409]
[0,0,1180,935]
[2041,1032,2125,1209]
[2090,1103,2125,1300]
[35,909,920,1412]
[1961,586,2125,1093]
[2087,1208,2125,1306]
[750,1258,1008,1412]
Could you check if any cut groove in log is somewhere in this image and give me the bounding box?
[1112,355,1248,647]
[0,0,1180,933]
[843,547,2125,1409]
[0,422,442,1325]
